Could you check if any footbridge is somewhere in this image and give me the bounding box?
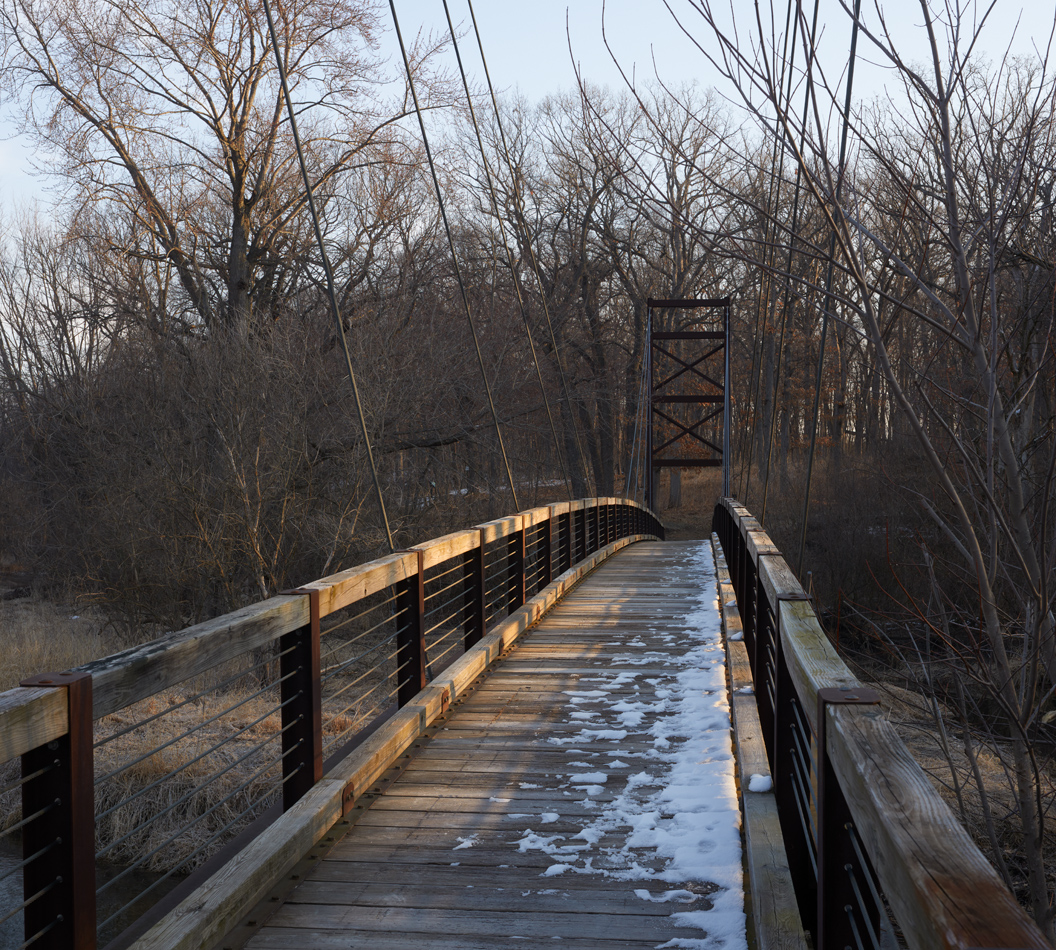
[0,498,1048,950]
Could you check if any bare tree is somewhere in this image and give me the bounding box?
[0,0,437,330]
[664,0,1056,932]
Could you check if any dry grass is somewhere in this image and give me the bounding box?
[1,597,388,877]
[0,596,120,691]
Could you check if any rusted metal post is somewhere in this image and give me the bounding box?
[20,670,96,950]
[279,588,322,810]
[396,550,427,706]
[509,517,526,611]
[540,517,553,589]
[465,529,486,648]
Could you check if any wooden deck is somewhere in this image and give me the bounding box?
[239,541,743,950]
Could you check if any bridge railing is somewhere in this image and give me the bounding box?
[0,497,662,950]
[712,497,1047,950]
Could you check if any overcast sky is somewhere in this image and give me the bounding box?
[1,0,1052,214]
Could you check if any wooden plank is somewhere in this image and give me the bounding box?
[757,554,808,607]
[746,529,780,562]
[261,904,688,942]
[365,793,614,817]
[778,598,858,734]
[388,774,624,801]
[477,514,521,544]
[285,879,679,916]
[400,751,645,773]
[300,552,418,617]
[125,530,648,950]
[0,685,68,760]
[520,506,551,528]
[412,529,480,571]
[246,926,677,949]
[80,594,310,719]
[306,860,648,891]
[827,703,1049,950]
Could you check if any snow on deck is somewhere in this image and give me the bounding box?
[247,540,744,950]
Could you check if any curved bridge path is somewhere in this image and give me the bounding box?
[240,541,745,950]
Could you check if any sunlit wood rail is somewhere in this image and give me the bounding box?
[1,495,1051,950]
[0,498,661,950]
[230,540,735,950]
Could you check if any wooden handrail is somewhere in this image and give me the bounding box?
[1,496,663,950]
[713,497,1048,950]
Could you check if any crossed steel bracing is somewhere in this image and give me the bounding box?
[646,297,731,509]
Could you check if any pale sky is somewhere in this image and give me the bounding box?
[1,0,1053,214]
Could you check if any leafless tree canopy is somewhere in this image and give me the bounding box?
[1,0,1055,932]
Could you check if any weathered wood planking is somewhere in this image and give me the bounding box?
[0,685,68,760]
[241,541,738,950]
[778,598,858,734]
[80,593,310,719]
[712,535,808,950]
[124,530,657,950]
[717,499,1050,950]
[411,529,480,571]
[828,703,1048,949]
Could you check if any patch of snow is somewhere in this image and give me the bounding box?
[634,888,699,903]
[748,774,772,793]
[568,772,608,784]
[500,542,746,949]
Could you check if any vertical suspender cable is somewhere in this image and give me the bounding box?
[439,0,573,501]
[260,0,394,553]
[742,97,792,502]
[723,300,731,499]
[387,0,520,510]
[626,355,648,503]
[753,0,800,517]
[761,0,820,523]
[797,0,863,575]
[645,304,655,510]
[464,0,594,498]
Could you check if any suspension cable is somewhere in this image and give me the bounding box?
[464,0,594,498]
[760,0,818,523]
[261,0,394,552]
[797,0,863,575]
[627,355,648,502]
[751,0,803,518]
[439,0,572,501]
[742,133,786,507]
[387,0,519,509]
[744,0,801,511]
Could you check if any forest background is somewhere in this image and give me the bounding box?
[1,0,1056,938]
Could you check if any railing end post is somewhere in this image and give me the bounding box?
[20,670,96,950]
